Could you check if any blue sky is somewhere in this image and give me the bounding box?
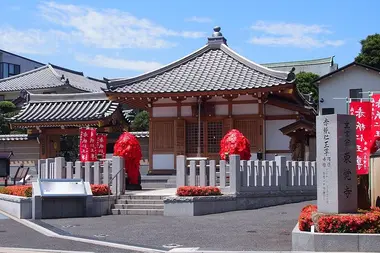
[0,0,379,79]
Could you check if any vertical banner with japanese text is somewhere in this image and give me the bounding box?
[88,128,97,162]
[79,128,90,162]
[96,134,107,159]
[349,101,371,175]
[372,94,380,138]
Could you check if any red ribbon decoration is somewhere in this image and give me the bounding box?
[349,101,371,175]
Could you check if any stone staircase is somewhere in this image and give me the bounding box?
[111,194,165,215]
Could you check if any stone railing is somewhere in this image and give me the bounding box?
[176,155,317,194]
[37,156,125,195]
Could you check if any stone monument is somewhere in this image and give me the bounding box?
[316,114,358,213]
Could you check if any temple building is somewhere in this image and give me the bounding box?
[105,27,316,174]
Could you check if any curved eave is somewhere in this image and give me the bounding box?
[10,118,110,129]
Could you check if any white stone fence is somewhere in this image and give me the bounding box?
[176,155,317,194]
[37,156,125,195]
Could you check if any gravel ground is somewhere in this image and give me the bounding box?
[40,200,315,251]
[0,219,140,253]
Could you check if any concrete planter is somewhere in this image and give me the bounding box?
[0,193,116,219]
[92,195,117,216]
[164,195,237,216]
[292,223,380,252]
[164,191,316,216]
[0,193,32,219]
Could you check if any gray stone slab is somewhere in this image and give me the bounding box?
[0,194,32,219]
[314,233,359,252]
[359,234,380,252]
[316,114,358,213]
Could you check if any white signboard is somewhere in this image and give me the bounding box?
[39,179,88,197]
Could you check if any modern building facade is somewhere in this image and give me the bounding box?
[315,62,380,115]
[0,49,44,80]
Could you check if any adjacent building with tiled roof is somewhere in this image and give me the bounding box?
[10,92,120,128]
[262,56,338,76]
[105,27,316,173]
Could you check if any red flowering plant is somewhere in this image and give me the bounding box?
[0,185,110,197]
[113,132,142,186]
[298,204,317,231]
[0,185,32,197]
[90,184,110,196]
[318,208,380,233]
[219,129,251,161]
[177,186,222,196]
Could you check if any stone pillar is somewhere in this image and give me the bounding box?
[112,156,125,195]
[176,155,187,188]
[316,114,358,213]
[54,157,65,179]
[230,155,241,194]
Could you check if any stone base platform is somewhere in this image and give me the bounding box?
[292,223,380,252]
[164,191,316,216]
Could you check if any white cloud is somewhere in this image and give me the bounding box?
[0,26,67,55]
[38,1,206,49]
[249,21,344,48]
[185,16,213,23]
[76,54,163,72]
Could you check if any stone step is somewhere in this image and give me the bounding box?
[116,199,164,205]
[113,203,164,209]
[111,209,164,215]
[119,195,165,200]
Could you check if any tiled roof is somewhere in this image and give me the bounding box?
[10,93,119,124]
[107,43,294,94]
[0,64,106,92]
[262,56,335,68]
[0,134,29,141]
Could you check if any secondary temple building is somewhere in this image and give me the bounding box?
[105,27,316,174]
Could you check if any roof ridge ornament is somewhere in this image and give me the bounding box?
[207,26,227,46]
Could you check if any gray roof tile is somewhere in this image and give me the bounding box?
[107,44,293,94]
[10,93,119,124]
[0,64,106,92]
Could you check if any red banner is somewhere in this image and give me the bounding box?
[79,128,90,162]
[88,128,97,162]
[349,101,371,175]
[96,134,107,159]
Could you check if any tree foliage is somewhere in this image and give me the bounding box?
[355,34,380,69]
[295,72,320,102]
[131,110,149,131]
[0,101,18,134]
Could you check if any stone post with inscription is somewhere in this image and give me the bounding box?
[316,114,358,213]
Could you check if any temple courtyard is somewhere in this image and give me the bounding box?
[0,200,315,252]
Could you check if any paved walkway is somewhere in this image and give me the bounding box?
[40,200,315,251]
[0,219,138,253]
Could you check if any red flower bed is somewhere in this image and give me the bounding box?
[177,186,222,196]
[0,185,32,197]
[220,129,251,161]
[298,205,380,233]
[298,204,317,231]
[90,184,110,196]
[318,208,380,233]
[0,184,110,197]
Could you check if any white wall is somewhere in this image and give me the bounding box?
[1,51,43,75]
[318,66,380,115]
[152,107,177,117]
[265,104,296,115]
[232,103,258,115]
[265,119,295,150]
